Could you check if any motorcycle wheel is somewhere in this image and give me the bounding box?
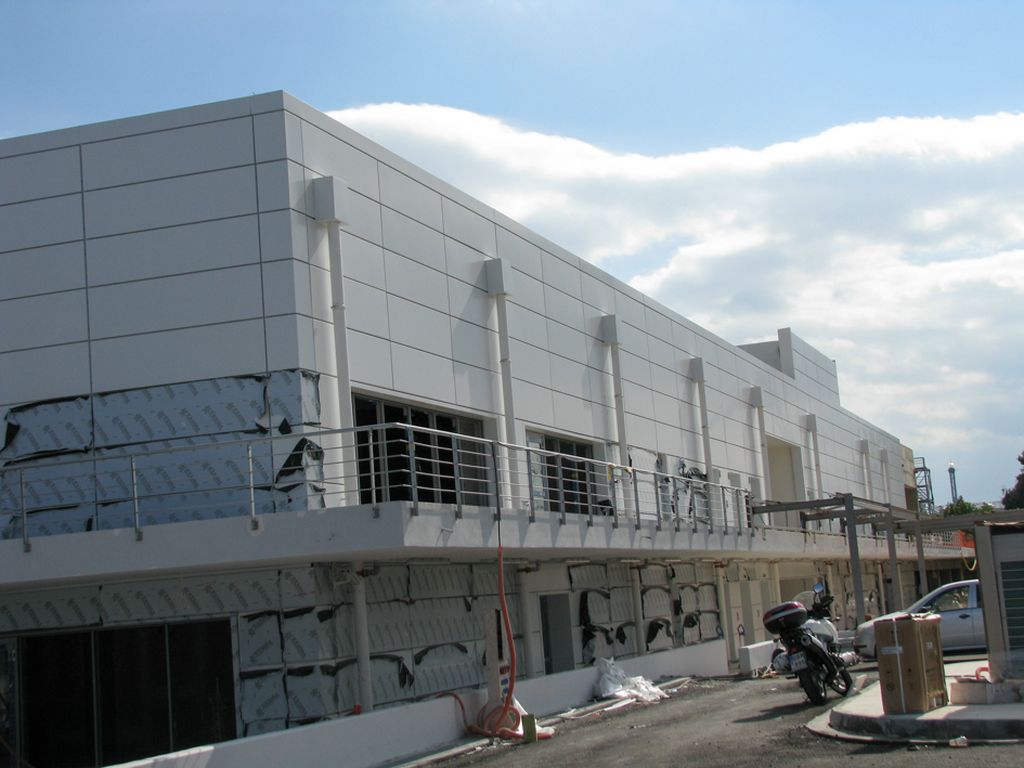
[827,667,853,697]
[797,667,827,705]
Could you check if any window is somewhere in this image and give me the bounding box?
[929,586,970,613]
[527,433,598,516]
[354,396,488,506]
[18,620,235,768]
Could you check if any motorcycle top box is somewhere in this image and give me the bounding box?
[762,601,808,634]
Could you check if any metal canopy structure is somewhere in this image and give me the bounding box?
[751,494,917,626]
[751,495,1024,628]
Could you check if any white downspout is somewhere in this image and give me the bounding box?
[312,177,357,505]
[689,358,714,480]
[486,259,517,510]
[749,386,771,501]
[601,315,633,515]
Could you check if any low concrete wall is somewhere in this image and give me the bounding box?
[113,641,728,768]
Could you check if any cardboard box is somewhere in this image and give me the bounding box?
[875,614,948,714]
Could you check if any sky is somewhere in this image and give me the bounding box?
[3,1,1023,505]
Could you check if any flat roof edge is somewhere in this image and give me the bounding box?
[0,91,290,159]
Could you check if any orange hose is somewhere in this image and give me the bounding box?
[445,544,551,740]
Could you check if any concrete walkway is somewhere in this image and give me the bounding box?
[810,660,1024,744]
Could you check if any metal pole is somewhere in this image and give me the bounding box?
[845,494,865,626]
[632,470,641,530]
[19,470,30,553]
[608,465,618,528]
[555,456,567,525]
[915,524,929,597]
[653,472,662,530]
[671,476,680,531]
[407,425,419,516]
[490,441,502,521]
[885,506,903,611]
[247,444,258,530]
[130,457,143,541]
[369,428,379,509]
[525,448,536,522]
[452,437,464,519]
[586,462,595,528]
[721,486,729,534]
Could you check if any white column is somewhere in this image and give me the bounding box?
[516,566,538,677]
[486,259,517,509]
[880,448,892,505]
[602,315,633,514]
[350,561,373,712]
[630,565,647,657]
[805,414,824,498]
[749,386,771,501]
[858,439,873,500]
[688,358,714,479]
[312,177,357,505]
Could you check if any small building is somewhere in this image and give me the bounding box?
[0,92,963,767]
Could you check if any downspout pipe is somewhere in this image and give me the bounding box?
[689,358,714,481]
[486,259,518,510]
[601,315,632,514]
[312,176,357,505]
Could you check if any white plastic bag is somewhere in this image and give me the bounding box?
[594,657,668,703]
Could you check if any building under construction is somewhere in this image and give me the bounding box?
[0,92,970,768]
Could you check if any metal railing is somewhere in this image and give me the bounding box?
[0,422,955,554]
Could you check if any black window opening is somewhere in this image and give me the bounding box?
[354,396,488,507]
[18,620,235,768]
[529,434,597,516]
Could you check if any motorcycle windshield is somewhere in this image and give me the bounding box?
[792,591,816,608]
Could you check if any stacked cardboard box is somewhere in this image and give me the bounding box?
[876,614,948,714]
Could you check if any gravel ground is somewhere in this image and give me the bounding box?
[421,672,1024,768]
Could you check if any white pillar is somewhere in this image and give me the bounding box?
[312,177,357,505]
[858,439,873,501]
[602,315,633,515]
[880,448,892,506]
[750,386,771,501]
[487,259,518,509]
[689,358,714,479]
[516,566,538,677]
[350,561,373,712]
[630,565,647,657]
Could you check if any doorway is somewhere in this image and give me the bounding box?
[539,594,576,674]
[18,620,235,768]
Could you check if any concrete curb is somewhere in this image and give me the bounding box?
[808,679,1024,746]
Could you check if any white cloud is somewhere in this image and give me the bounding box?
[329,104,1024,503]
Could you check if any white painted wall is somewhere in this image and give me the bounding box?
[0,91,907,528]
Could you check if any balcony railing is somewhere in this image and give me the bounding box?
[0,423,953,555]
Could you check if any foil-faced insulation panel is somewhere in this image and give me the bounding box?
[0,370,323,540]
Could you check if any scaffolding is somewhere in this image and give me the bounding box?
[915,456,936,516]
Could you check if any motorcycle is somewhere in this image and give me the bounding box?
[762,583,859,704]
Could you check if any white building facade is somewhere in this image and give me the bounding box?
[0,92,959,768]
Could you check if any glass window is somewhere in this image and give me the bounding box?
[18,620,235,768]
[528,433,597,516]
[930,585,969,612]
[354,396,487,506]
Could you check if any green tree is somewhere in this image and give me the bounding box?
[941,499,996,517]
[1003,451,1024,510]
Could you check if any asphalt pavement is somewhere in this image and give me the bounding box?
[405,657,1023,768]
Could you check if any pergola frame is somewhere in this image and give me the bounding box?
[751,495,1024,627]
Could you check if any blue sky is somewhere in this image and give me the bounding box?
[3,1,1023,504]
